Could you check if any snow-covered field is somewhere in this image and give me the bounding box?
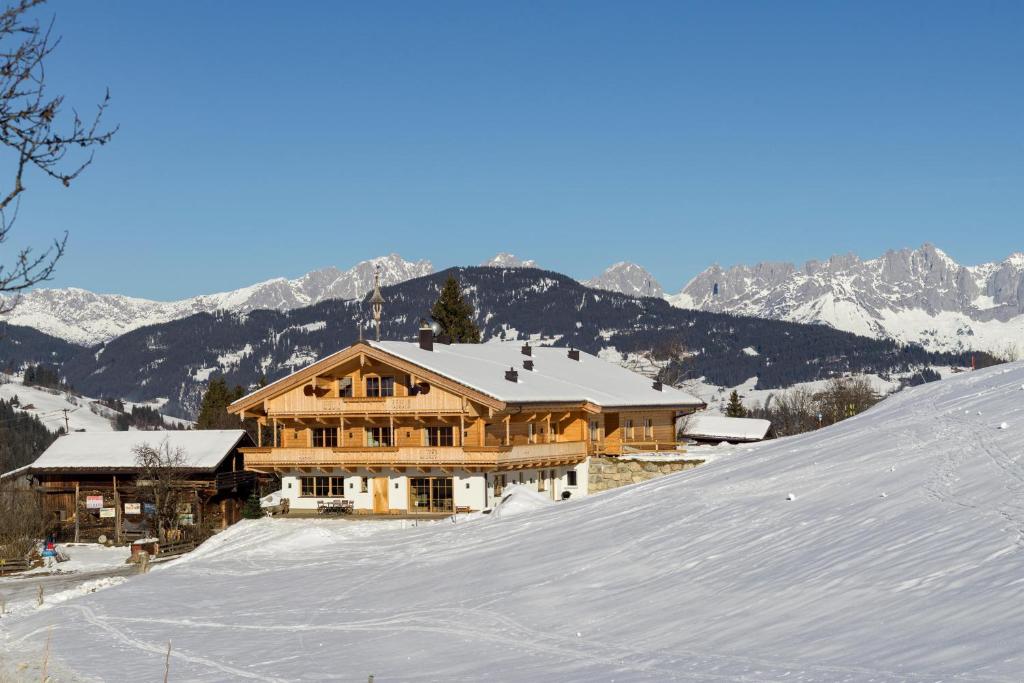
[3,363,1023,681]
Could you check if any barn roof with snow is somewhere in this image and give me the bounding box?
[2,430,249,476]
[681,415,773,443]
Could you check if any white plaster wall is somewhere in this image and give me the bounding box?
[388,475,408,510]
[453,473,487,510]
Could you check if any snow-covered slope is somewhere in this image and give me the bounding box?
[5,363,1024,681]
[668,243,1024,353]
[0,254,433,345]
[0,379,191,433]
[584,261,664,298]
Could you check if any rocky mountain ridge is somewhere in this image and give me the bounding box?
[667,244,1024,352]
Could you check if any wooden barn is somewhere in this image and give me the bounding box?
[1,430,256,542]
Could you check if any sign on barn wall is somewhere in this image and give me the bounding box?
[124,503,141,515]
[86,496,103,509]
[99,507,115,518]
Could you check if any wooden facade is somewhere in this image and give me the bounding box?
[15,434,256,542]
[229,340,703,514]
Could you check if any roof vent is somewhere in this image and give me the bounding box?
[505,367,519,383]
[521,343,532,356]
[652,380,663,391]
[523,359,534,371]
[568,348,580,361]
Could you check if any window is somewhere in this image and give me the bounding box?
[589,419,601,442]
[493,474,506,496]
[527,422,536,444]
[426,425,454,447]
[409,477,453,512]
[366,427,393,447]
[360,477,369,493]
[339,377,353,397]
[300,476,338,497]
[624,419,634,440]
[566,470,578,487]
[365,375,395,398]
[644,418,654,439]
[312,427,338,448]
[538,471,546,491]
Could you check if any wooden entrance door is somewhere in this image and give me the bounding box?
[372,477,389,513]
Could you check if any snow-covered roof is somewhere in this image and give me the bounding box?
[681,415,772,442]
[19,430,248,472]
[369,341,703,408]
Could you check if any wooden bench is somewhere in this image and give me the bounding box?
[0,557,31,575]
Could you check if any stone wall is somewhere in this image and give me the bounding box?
[588,456,704,493]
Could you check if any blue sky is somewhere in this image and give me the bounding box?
[11,1,1024,299]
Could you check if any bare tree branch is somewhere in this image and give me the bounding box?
[0,0,116,314]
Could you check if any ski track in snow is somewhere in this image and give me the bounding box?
[3,364,1024,681]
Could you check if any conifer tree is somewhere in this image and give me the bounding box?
[725,390,746,417]
[196,378,245,430]
[430,275,481,343]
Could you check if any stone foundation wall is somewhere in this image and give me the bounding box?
[588,456,704,493]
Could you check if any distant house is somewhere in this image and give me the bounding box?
[1,430,255,541]
[227,324,706,515]
[681,414,774,445]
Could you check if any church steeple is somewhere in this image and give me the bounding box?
[370,265,385,341]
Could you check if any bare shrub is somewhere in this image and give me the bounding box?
[132,440,192,541]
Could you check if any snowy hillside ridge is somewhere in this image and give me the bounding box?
[666,243,1024,352]
[583,261,664,298]
[0,378,191,434]
[0,253,433,345]
[480,252,538,268]
[5,364,1024,681]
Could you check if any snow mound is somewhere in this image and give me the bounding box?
[5,362,1024,681]
[259,489,283,508]
[491,484,555,518]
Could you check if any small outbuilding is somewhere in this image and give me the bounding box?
[681,415,774,445]
[1,430,256,542]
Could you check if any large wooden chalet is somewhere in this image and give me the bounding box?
[228,324,705,514]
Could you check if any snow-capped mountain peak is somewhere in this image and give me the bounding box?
[667,244,1024,352]
[1,254,433,346]
[480,253,538,268]
[584,262,664,298]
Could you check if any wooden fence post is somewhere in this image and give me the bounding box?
[74,481,80,543]
[113,475,122,545]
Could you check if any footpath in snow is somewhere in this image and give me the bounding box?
[3,363,1024,681]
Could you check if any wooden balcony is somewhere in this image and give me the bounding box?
[266,392,466,417]
[241,441,587,472]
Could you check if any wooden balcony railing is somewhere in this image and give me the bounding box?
[266,392,465,416]
[241,441,587,470]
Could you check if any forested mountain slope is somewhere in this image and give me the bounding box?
[27,267,974,418]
